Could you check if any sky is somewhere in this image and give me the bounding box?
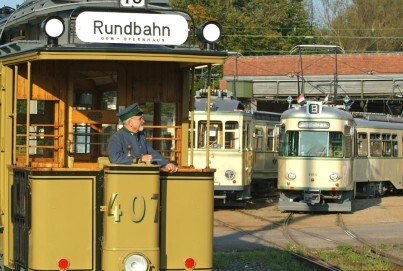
[2,0,24,8]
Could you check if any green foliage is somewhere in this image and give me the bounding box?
[314,245,392,270]
[214,249,316,271]
[170,0,316,55]
[170,0,402,54]
[214,246,394,271]
[317,0,403,52]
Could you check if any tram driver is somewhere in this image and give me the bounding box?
[108,103,178,173]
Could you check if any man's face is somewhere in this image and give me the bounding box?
[127,115,144,132]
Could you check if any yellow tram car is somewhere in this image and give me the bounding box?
[0,1,228,270]
[278,101,403,212]
[190,92,280,205]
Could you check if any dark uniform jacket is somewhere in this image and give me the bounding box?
[108,127,168,167]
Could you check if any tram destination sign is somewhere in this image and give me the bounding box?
[75,11,189,45]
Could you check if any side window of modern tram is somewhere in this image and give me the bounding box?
[365,132,399,158]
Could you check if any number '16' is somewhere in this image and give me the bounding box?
[107,193,158,223]
[122,0,143,4]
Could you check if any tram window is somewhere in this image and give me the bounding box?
[72,124,116,157]
[73,70,117,110]
[329,132,343,157]
[242,122,250,149]
[255,128,264,151]
[400,136,403,155]
[392,134,398,157]
[16,100,58,163]
[188,121,195,148]
[72,70,118,163]
[343,125,353,158]
[197,122,206,148]
[299,131,328,157]
[225,121,239,149]
[357,133,368,157]
[158,103,176,161]
[283,130,345,158]
[370,133,382,157]
[100,124,116,156]
[101,91,117,110]
[197,121,222,149]
[73,125,91,154]
[344,135,353,158]
[267,128,274,151]
[274,125,280,152]
[278,125,286,156]
[284,131,299,156]
[382,134,392,157]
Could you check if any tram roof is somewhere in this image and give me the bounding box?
[194,97,245,112]
[0,1,228,65]
[355,118,403,130]
[281,104,354,120]
[0,44,228,65]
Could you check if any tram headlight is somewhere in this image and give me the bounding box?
[225,169,235,180]
[287,172,296,181]
[124,254,149,271]
[329,172,340,181]
[42,16,65,46]
[197,21,222,44]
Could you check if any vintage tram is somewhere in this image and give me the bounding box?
[190,91,280,204]
[278,101,403,212]
[0,0,227,270]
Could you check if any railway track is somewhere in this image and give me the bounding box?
[337,213,403,267]
[281,212,342,271]
[215,213,343,271]
[215,208,403,270]
[282,212,403,270]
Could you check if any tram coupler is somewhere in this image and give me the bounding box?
[304,190,321,204]
[214,194,227,204]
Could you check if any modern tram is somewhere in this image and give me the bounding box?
[0,1,228,270]
[278,101,403,212]
[190,91,280,205]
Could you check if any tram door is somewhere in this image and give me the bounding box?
[242,119,253,187]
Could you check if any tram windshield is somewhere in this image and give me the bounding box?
[281,131,343,157]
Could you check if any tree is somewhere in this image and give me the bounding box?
[170,0,315,55]
[317,0,403,52]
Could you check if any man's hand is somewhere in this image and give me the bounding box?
[141,154,152,163]
[164,163,177,173]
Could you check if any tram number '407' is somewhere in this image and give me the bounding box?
[106,193,159,223]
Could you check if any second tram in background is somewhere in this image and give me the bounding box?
[278,101,403,212]
[190,91,280,205]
